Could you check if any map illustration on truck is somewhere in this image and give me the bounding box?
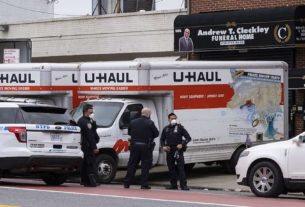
[227,69,284,141]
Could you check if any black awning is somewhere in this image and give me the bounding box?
[175,6,305,27]
[174,6,305,52]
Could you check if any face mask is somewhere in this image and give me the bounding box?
[89,113,95,119]
[170,119,177,125]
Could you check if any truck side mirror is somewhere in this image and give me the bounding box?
[119,111,130,129]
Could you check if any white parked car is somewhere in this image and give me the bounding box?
[0,102,82,185]
[236,134,305,197]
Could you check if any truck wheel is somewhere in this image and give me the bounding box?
[249,161,284,197]
[42,173,67,186]
[96,154,117,184]
[223,147,245,174]
[184,163,195,173]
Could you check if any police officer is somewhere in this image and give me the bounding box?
[124,107,159,189]
[160,113,192,190]
[77,104,100,187]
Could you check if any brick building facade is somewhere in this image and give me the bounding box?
[190,0,305,14]
[185,0,305,136]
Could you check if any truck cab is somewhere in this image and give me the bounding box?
[72,98,161,183]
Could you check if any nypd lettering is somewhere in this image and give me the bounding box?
[63,126,79,131]
[36,124,50,130]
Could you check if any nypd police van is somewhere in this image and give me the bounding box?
[0,101,82,185]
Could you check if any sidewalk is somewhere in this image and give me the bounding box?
[114,164,251,192]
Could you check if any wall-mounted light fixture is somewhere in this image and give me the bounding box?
[0,25,9,32]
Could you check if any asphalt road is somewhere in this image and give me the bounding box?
[0,179,304,207]
[0,187,241,207]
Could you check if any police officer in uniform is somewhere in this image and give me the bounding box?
[77,104,100,187]
[160,113,192,190]
[124,107,159,189]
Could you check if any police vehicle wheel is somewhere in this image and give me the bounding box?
[249,161,284,197]
[96,154,117,184]
[42,173,67,186]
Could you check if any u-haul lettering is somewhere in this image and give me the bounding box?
[173,71,222,82]
[80,71,138,85]
[0,73,38,85]
[150,70,232,85]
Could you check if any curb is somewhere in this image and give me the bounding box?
[110,181,251,193]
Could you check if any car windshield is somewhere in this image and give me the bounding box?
[73,101,124,127]
[20,106,72,125]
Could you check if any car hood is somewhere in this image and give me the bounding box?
[246,139,293,153]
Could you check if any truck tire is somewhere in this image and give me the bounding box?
[42,173,67,186]
[223,147,245,174]
[249,161,284,197]
[184,163,195,173]
[96,154,117,184]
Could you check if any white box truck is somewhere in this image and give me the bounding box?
[70,61,289,183]
[0,61,288,184]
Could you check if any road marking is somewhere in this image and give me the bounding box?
[0,205,19,207]
[0,186,248,207]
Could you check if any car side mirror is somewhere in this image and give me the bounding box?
[119,111,130,129]
[69,119,77,126]
[299,135,305,143]
[293,135,305,146]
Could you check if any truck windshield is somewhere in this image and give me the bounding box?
[73,102,124,128]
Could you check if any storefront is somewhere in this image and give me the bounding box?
[174,5,305,136]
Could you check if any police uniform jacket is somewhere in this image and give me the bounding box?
[78,116,98,151]
[160,124,192,147]
[128,116,159,144]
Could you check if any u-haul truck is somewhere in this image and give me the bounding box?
[0,61,288,184]
[0,63,79,109]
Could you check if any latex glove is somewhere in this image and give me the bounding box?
[162,146,170,152]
